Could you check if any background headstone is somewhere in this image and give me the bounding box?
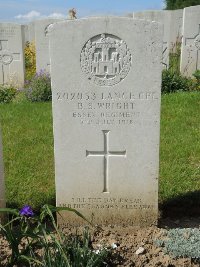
[28,22,36,43]
[22,22,35,44]
[0,128,5,223]
[123,13,134,18]
[35,19,62,73]
[133,11,171,68]
[22,24,29,44]
[133,10,183,68]
[0,23,25,87]
[49,17,163,226]
[180,5,200,77]
[170,9,183,51]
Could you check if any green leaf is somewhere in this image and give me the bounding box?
[0,208,19,216]
[19,254,44,266]
[44,204,93,226]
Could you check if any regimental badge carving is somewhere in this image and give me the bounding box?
[194,35,200,50]
[0,49,13,65]
[80,33,132,86]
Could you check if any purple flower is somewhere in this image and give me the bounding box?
[19,205,34,217]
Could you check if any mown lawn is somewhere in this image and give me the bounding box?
[0,92,200,211]
[0,100,55,209]
[159,92,200,215]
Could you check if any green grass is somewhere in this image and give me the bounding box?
[159,92,200,211]
[0,92,200,212]
[0,98,55,209]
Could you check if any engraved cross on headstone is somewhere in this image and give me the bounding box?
[162,41,168,69]
[86,130,126,193]
[0,40,20,84]
[185,24,200,70]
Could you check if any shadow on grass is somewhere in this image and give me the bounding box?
[159,190,200,228]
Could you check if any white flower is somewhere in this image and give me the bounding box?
[94,249,100,254]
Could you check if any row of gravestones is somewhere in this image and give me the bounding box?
[0,5,200,89]
[133,6,200,76]
[0,18,60,86]
[0,6,199,227]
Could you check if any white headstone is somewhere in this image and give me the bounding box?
[0,128,5,222]
[180,5,200,77]
[35,19,62,73]
[170,9,183,51]
[49,17,163,226]
[22,22,35,43]
[22,24,29,44]
[0,23,25,87]
[133,10,183,68]
[124,13,134,18]
[27,22,35,43]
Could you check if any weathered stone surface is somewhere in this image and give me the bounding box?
[22,24,29,44]
[180,5,200,77]
[35,19,62,73]
[49,17,163,226]
[22,22,35,44]
[170,9,183,50]
[0,23,25,86]
[133,10,183,68]
[0,128,5,223]
[28,22,35,43]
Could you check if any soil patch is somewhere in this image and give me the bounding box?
[1,217,200,266]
